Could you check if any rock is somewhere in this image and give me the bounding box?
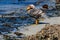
[14,32,23,36]
[20,24,60,40]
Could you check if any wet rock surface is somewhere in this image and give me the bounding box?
[1,24,60,40]
[18,24,60,40]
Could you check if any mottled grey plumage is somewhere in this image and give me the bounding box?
[28,8,46,19]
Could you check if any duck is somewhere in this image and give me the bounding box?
[26,4,47,24]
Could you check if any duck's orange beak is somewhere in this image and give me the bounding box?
[27,6,31,11]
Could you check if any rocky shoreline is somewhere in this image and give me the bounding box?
[1,24,60,40]
[20,24,60,40]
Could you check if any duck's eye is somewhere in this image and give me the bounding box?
[30,8,33,9]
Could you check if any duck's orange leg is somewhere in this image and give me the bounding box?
[35,19,39,25]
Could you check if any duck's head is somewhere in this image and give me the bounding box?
[27,4,35,11]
